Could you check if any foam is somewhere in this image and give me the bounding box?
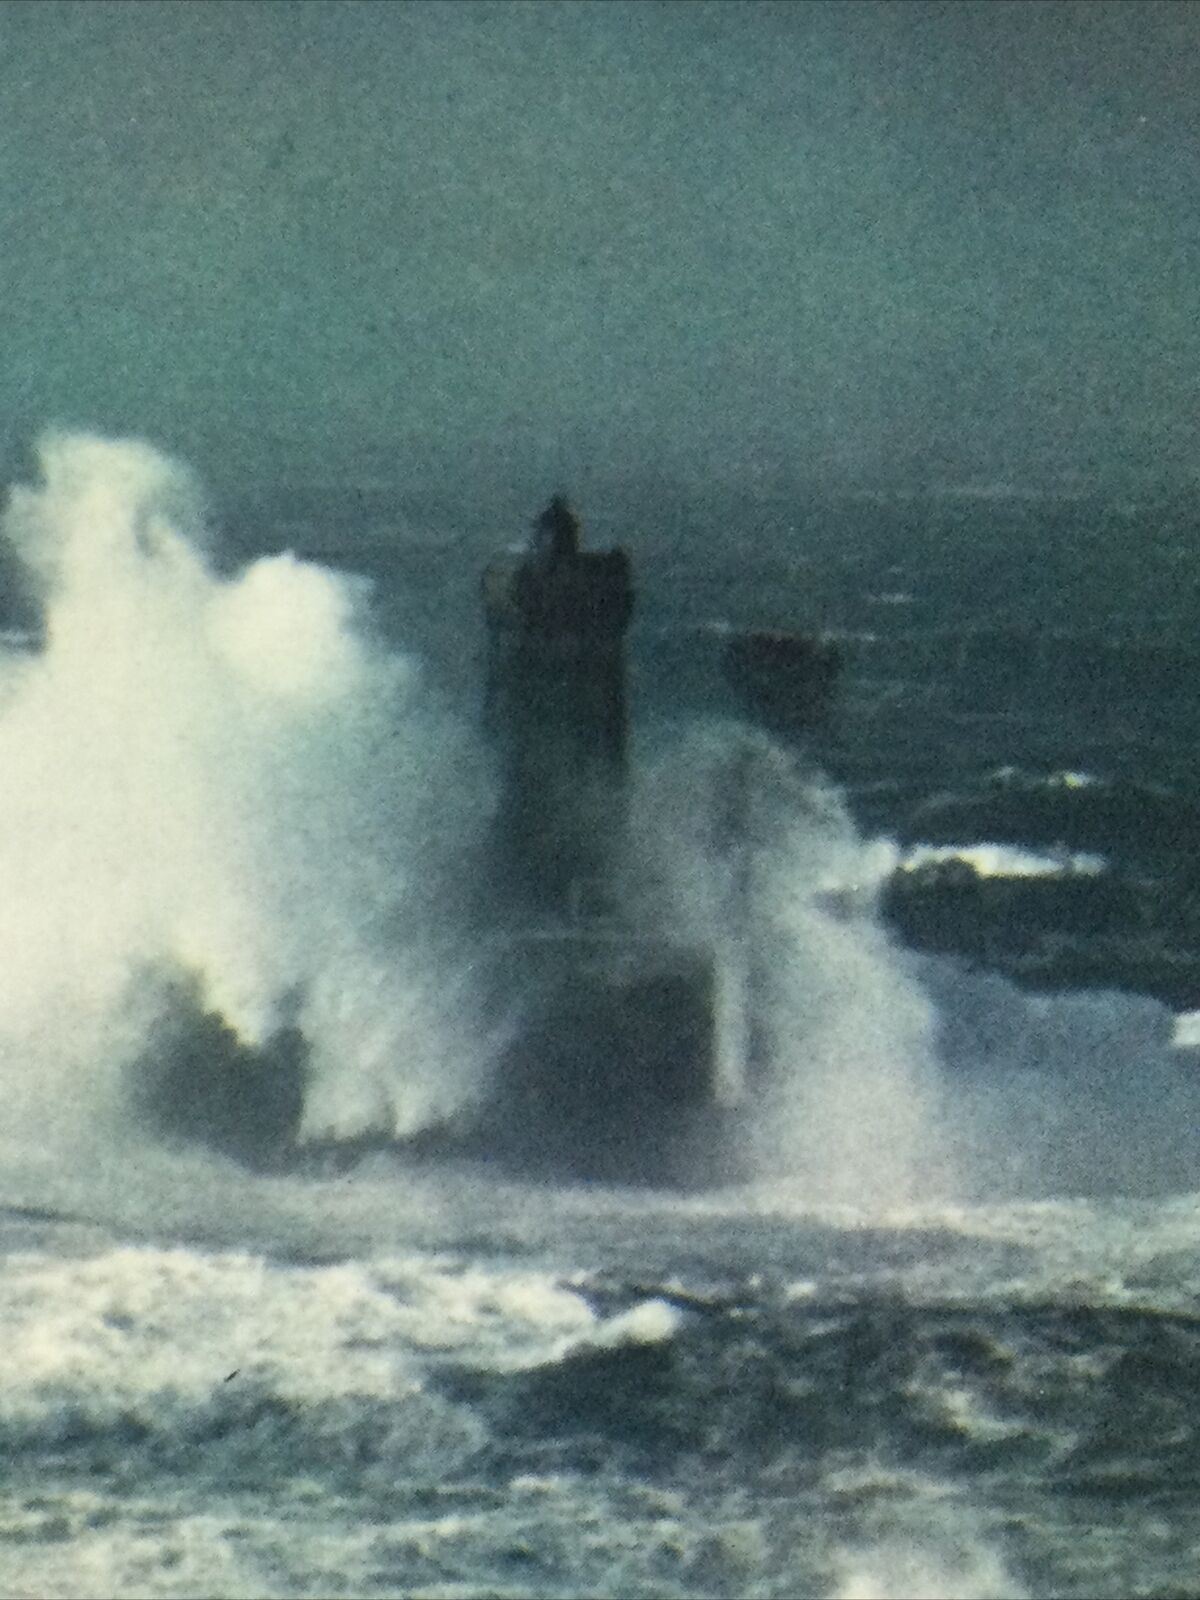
[899,843,1106,879]
[370,1256,598,1368]
[0,1247,419,1426]
[0,1497,280,1600]
[832,1537,1025,1600]
[574,1297,683,1351]
[0,1242,643,1442]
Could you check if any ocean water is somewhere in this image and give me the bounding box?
[1,435,1199,1599]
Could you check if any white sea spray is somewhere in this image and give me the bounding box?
[0,432,490,1201]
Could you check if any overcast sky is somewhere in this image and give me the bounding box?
[1,0,1197,498]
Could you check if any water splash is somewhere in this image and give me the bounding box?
[627,725,954,1206]
[0,432,489,1187]
[4,432,1175,1211]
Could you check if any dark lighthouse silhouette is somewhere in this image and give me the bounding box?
[482,495,633,918]
[476,496,720,1181]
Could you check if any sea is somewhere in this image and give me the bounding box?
[0,434,1198,1600]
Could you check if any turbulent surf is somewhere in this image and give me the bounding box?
[0,434,1197,1598]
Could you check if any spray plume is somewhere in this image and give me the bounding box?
[0,432,488,1173]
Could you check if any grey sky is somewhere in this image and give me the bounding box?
[1,0,1196,497]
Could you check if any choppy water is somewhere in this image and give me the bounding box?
[6,1179,1200,1599]
[1,435,1198,1599]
